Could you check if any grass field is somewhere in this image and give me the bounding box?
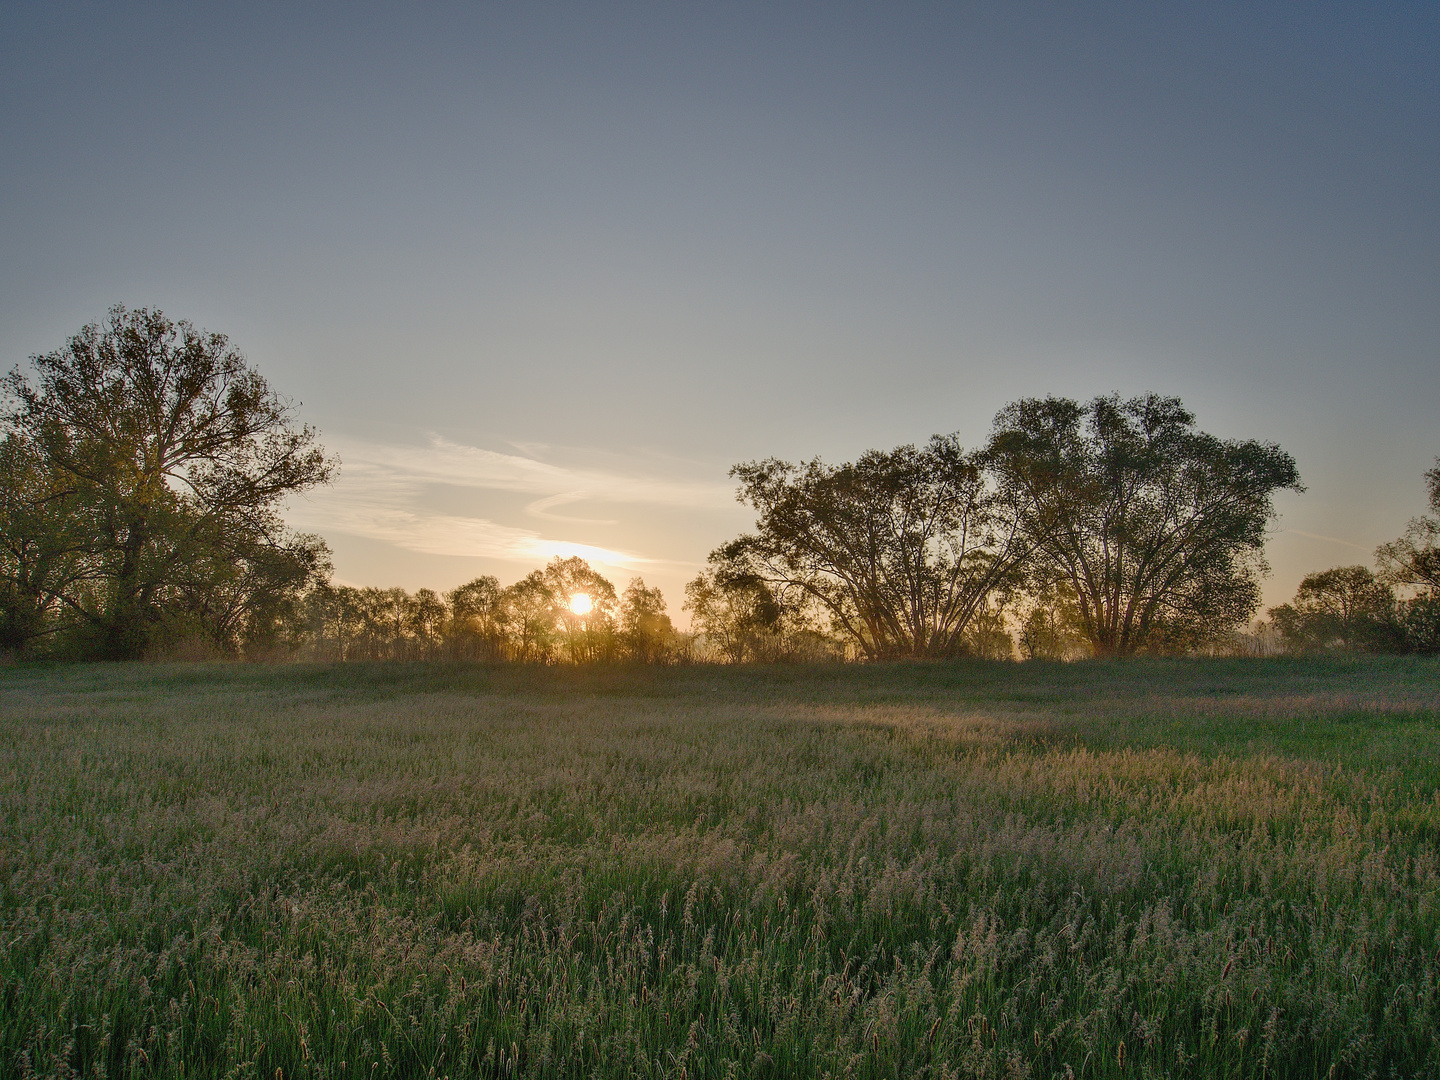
[2,658,1439,1079]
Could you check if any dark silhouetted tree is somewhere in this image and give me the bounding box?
[1373,458,1440,654]
[987,394,1301,657]
[543,557,617,663]
[684,564,785,663]
[0,431,97,655]
[726,435,1023,660]
[497,571,559,662]
[445,575,505,659]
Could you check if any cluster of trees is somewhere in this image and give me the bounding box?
[713,393,1302,659]
[23,305,1425,663]
[1266,460,1440,654]
[0,307,708,663]
[265,556,858,665]
[294,559,685,664]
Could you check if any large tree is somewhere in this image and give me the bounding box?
[2,305,334,658]
[727,435,1024,660]
[987,393,1301,657]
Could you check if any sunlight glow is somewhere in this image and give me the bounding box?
[569,593,593,616]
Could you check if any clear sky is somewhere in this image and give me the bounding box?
[3,2,1437,621]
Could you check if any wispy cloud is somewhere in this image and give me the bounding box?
[295,499,649,566]
[333,435,737,509]
[286,434,737,567]
[1280,529,1372,553]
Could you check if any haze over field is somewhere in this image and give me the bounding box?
[2,4,1436,612]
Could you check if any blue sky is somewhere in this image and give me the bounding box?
[3,3,1437,617]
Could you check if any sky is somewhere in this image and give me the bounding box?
[2,2,1437,622]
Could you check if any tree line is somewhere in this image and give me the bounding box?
[290,560,687,663]
[3,307,1435,662]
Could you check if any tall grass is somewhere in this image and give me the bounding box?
[2,658,1438,1077]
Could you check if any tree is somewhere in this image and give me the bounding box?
[684,563,785,663]
[445,576,505,659]
[166,517,330,657]
[619,578,676,663]
[543,557,618,663]
[406,588,448,659]
[1376,458,1440,595]
[726,436,1024,660]
[2,305,335,658]
[1016,581,1089,661]
[0,431,97,655]
[987,394,1302,657]
[497,571,559,662]
[1268,566,1400,652]
[1371,458,1440,655]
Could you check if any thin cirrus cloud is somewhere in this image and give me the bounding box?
[286,434,740,569]
[1279,530,1374,554]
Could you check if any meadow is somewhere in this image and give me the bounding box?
[2,657,1439,1079]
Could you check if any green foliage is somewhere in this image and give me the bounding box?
[684,554,842,663]
[1,306,334,659]
[294,561,691,665]
[987,394,1302,657]
[444,575,508,660]
[1016,582,1090,661]
[2,658,1439,1078]
[0,431,94,654]
[1269,566,1403,653]
[1277,461,1440,658]
[727,436,1023,660]
[1400,595,1440,654]
[1375,458,1440,595]
[620,577,682,663]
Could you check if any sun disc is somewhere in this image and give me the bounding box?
[569,593,593,615]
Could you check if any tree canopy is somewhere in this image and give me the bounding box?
[5,325,1332,666]
[985,394,1302,657]
[725,436,1024,660]
[1376,458,1440,595]
[1267,566,1400,653]
[1,306,334,658]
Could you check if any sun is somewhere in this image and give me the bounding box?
[569,593,593,616]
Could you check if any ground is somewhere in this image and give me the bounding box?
[2,657,1438,1078]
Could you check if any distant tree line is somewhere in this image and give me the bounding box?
[289,559,693,663]
[229,557,844,665]
[6,307,1431,662]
